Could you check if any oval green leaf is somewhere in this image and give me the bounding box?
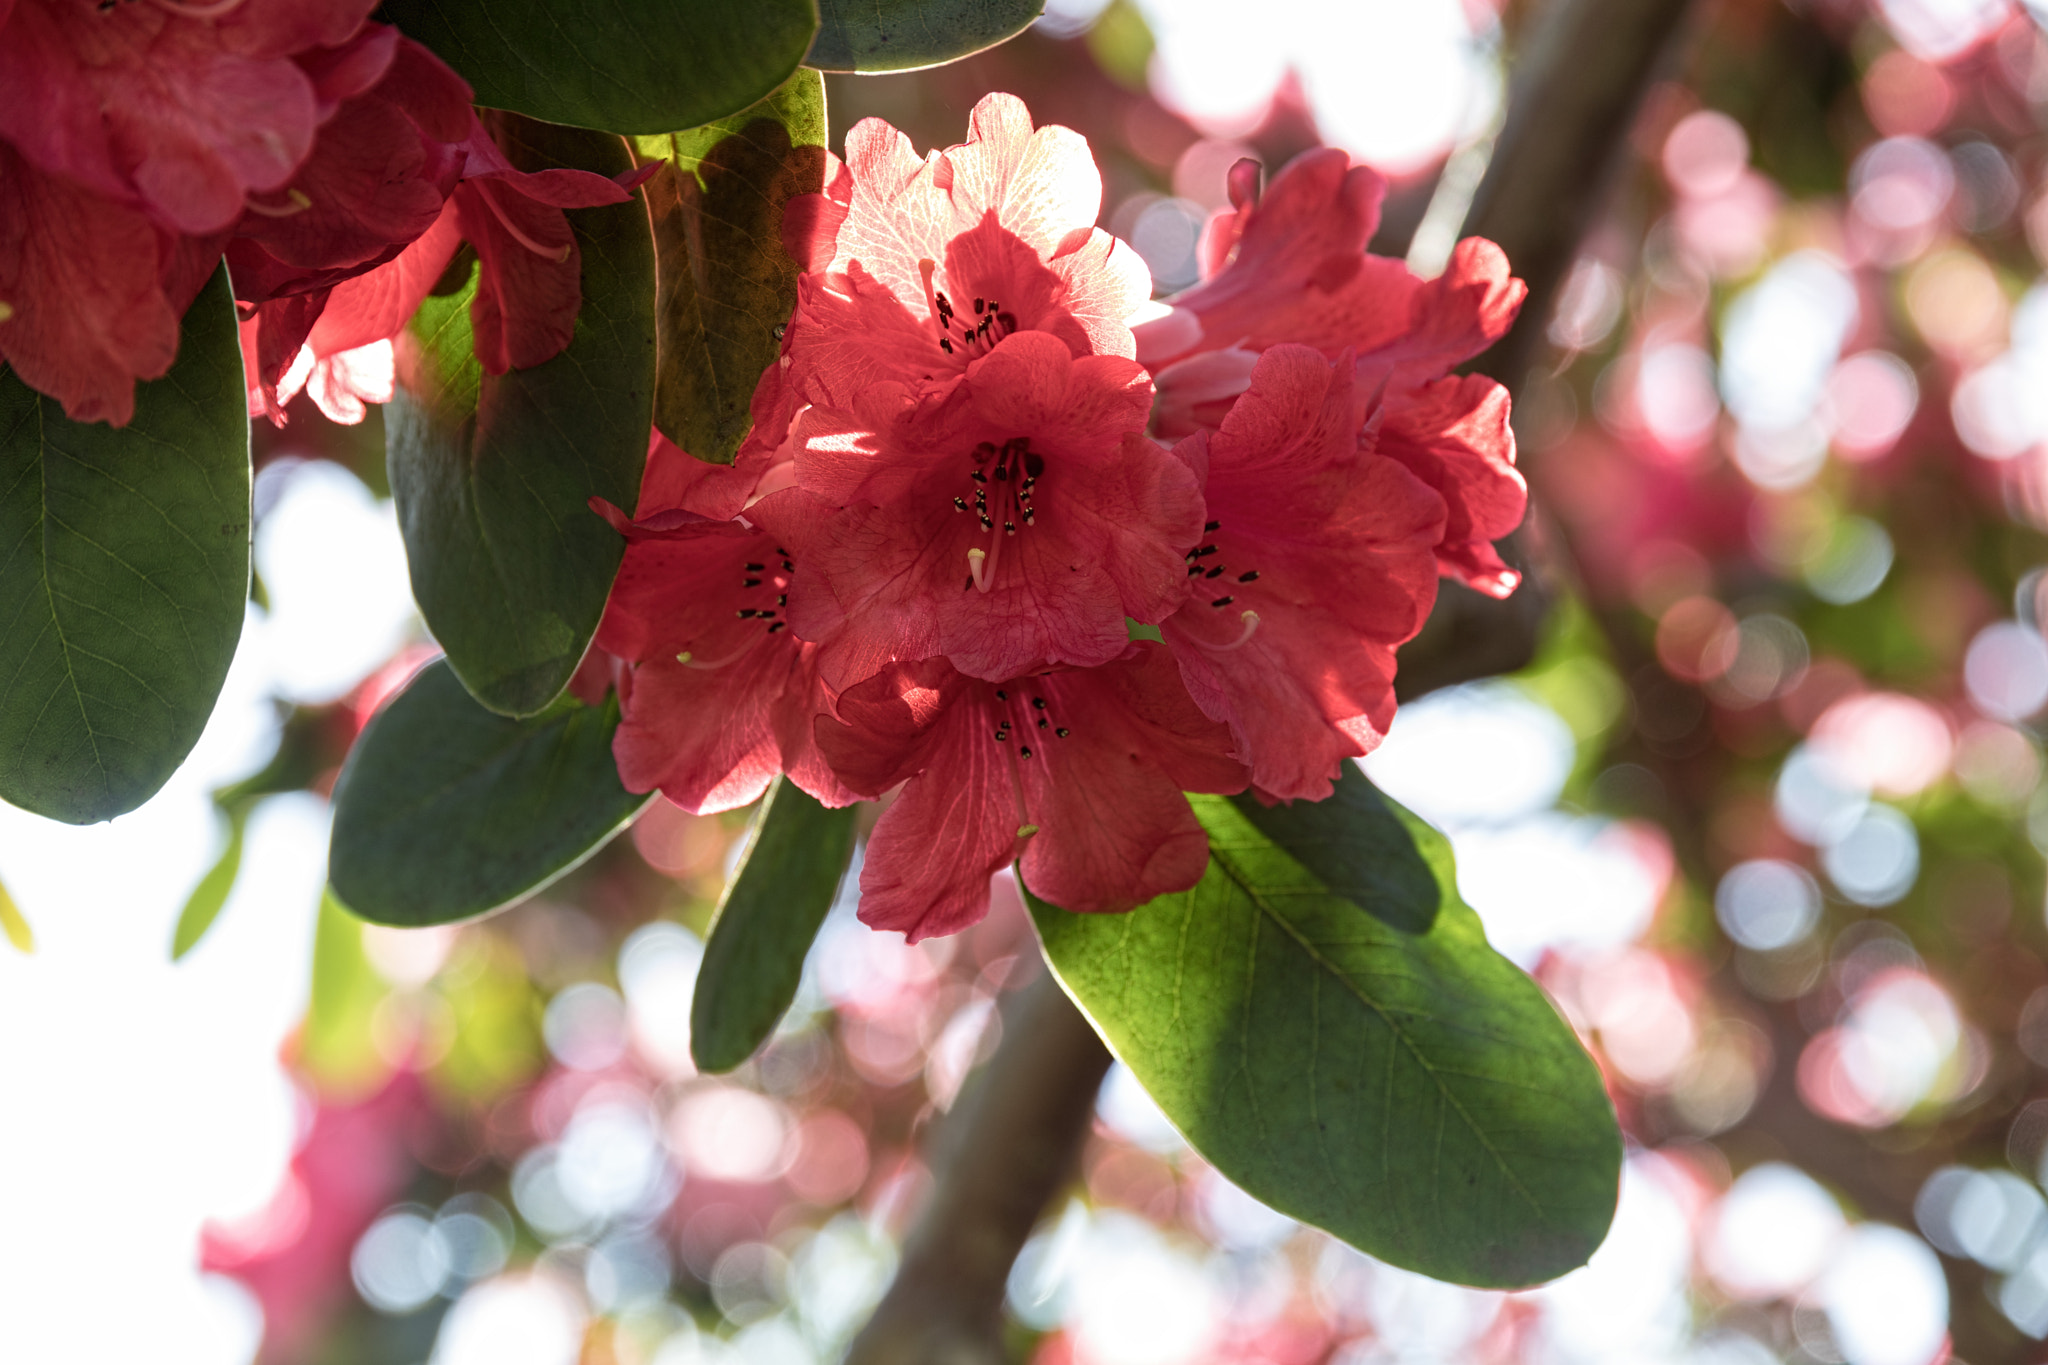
[635,70,828,465]
[692,778,858,1072]
[387,116,656,718]
[807,0,1045,72]
[328,659,651,927]
[379,0,818,135]
[1027,768,1621,1288]
[0,265,250,824]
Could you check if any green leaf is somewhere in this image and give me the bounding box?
[691,778,857,1072]
[299,889,391,1100]
[1228,778,1439,934]
[807,0,1044,71]
[328,659,650,927]
[1027,768,1620,1288]
[170,798,254,961]
[379,0,818,135]
[634,70,828,465]
[0,872,33,954]
[0,265,250,823]
[387,116,656,717]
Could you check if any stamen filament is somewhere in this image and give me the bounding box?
[472,179,572,262]
[1199,611,1262,653]
[149,0,252,17]
[243,188,311,218]
[676,639,757,670]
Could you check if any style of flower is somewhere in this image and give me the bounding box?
[759,331,1204,691]
[1136,147,1529,598]
[776,92,1151,419]
[591,463,851,815]
[1162,345,1446,802]
[817,645,1247,942]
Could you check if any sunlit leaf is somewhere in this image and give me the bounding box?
[0,265,249,823]
[1028,767,1621,1288]
[328,660,651,927]
[0,873,33,954]
[170,798,253,962]
[807,0,1044,72]
[379,0,817,135]
[691,778,858,1072]
[298,889,391,1101]
[388,116,655,718]
[635,69,828,464]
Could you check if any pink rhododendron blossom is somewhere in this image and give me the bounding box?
[0,0,379,235]
[236,115,649,419]
[0,140,185,424]
[777,93,1150,418]
[817,646,1247,941]
[762,331,1204,690]
[1163,346,1446,801]
[229,28,470,278]
[593,471,852,815]
[1135,147,1529,597]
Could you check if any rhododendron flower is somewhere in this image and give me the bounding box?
[592,461,851,814]
[818,646,1247,941]
[0,0,380,236]
[761,331,1204,690]
[0,140,197,424]
[1163,346,1445,801]
[1136,148,1529,597]
[228,27,471,280]
[238,114,649,418]
[777,92,1150,419]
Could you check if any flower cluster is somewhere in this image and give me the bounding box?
[594,95,1528,941]
[0,0,642,427]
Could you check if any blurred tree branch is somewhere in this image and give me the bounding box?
[1396,0,1700,700]
[847,4,1708,1361]
[843,967,1114,1365]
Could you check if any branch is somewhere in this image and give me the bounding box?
[843,968,1114,1365]
[1395,0,1700,700]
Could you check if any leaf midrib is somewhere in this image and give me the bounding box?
[1204,837,1548,1219]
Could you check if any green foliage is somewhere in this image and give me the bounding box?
[430,934,546,1100]
[170,798,254,962]
[691,779,858,1072]
[1029,769,1621,1288]
[300,889,391,1100]
[378,0,818,135]
[387,117,656,718]
[328,660,650,927]
[0,266,249,823]
[807,0,1044,72]
[635,71,828,464]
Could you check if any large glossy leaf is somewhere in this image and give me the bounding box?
[387,117,655,718]
[0,266,249,824]
[635,70,828,464]
[328,660,650,927]
[692,778,858,1072]
[1028,768,1621,1288]
[379,0,818,135]
[808,0,1044,71]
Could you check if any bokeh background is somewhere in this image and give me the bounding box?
[14,0,2048,1360]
